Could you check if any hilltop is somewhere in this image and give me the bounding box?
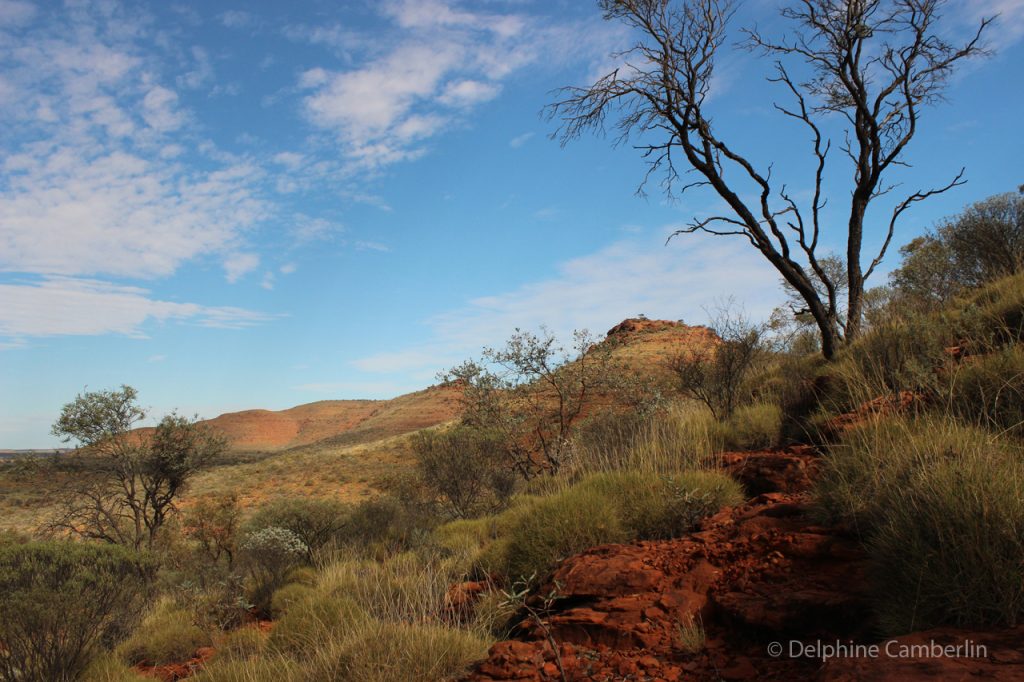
[196,318,715,454]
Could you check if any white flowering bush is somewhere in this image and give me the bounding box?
[239,526,308,615]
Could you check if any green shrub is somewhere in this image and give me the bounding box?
[868,452,1024,632]
[118,599,210,665]
[191,656,300,682]
[80,653,152,682]
[0,540,153,682]
[950,346,1024,436]
[267,593,368,655]
[816,416,1024,631]
[217,626,266,662]
[270,582,314,619]
[244,498,350,563]
[239,526,308,616]
[723,402,782,450]
[573,470,743,540]
[310,621,491,682]
[414,427,516,518]
[573,403,722,476]
[815,417,1020,528]
[500,485,628,582]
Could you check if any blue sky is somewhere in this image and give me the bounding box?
[1,0,1022,447]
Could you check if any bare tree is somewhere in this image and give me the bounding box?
[550,0,990,359]
[670,304,767,418]
[445,328,614,477]
[48,386,225,550]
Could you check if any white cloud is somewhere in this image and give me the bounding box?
[0,6,271,285]
[141,85,184,131]
[220,10,256,30]
[354,241,390,252]
[352,236,784,375]
[291,215,344,245]
[0,277,273,340]
[280,262,297,275]
[296,0,623,171]
[438,79,502,107]
[178,46,214,90]
[0,0,35,26]
[0,151,267,279]
[961,0,1024,48]
[273,151,305,169]
[509,132,534,148]
[224,253,260,283]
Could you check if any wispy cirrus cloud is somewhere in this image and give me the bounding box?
[0,277,276,341]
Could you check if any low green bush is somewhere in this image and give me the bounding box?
[216,626,266,662]
[239,526,308,616]
[267,593,368,655]
[191,656,300,682]
[950,345,1024,436]
[244,498,350,564]
[80,653,153,682]
[499,484,627,582]
[573,470,743,541]
[118,599,210,665]
[723,402,782,450]
[869,452,1024,632]
[311,621,491,682]
[0,540,153,682]
[816,416,1024,631]
[270,582,314,619]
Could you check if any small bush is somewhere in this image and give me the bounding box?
[0,540,153,682]
[723,402,782,450]
[217,626,267,662]
[573,470,743,541]
[414,427,516,518]
[239,526,308,616]
[270,582,314,619]
[244,498,350,564]
[119,599,210,665]
[950,346,1024,436]
[309,621,491,682]
[816,417,1024,631]
[191,656,300,682]
[502,484,627,581]
[80,653,152,682]
[869,452,1024,632]
[267,593,368,655]
[573,403,722,476]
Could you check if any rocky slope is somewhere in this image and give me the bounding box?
[462,447,1024,681]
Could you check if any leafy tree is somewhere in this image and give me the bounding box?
[445,328,617,477]
[49,386,225,550]
[0,541,154,682]
[891,191,1024,306]
[550,0,989,359]
[182,493,241,571]
[413,427,516,518]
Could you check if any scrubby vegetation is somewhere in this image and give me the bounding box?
[1,189,1022,678]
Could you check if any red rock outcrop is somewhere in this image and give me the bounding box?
[462,446,1024,681]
